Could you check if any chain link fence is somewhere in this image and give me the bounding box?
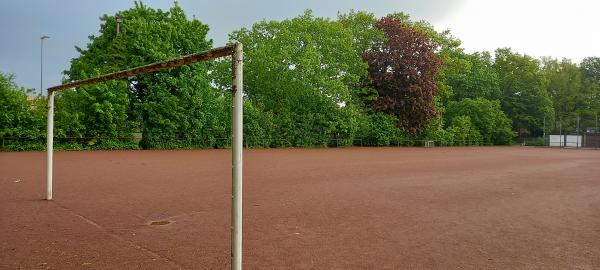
[1,134,497,151]
[525,113,600,149]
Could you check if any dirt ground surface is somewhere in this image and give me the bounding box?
[1,147,600,269]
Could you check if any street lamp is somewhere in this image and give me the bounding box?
[115,15,122,35]
[40,35,50,96]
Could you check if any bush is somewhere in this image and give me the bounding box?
[0,72,46,146]
[356,112,407,146]
[445,98,515,144]
[445,115,483,145]
[243,101,274,148]
[523,137,547,146]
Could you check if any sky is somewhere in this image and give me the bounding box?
[0,0,598,95]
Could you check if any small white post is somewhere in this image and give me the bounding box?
[231,42,243,270]
[46,91,54,200]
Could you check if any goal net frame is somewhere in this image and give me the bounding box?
[45,43,244,270]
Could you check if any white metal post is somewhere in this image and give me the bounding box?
[46,91,54,200]
[559,117,563,147]
[577,116,580,148]
[231,42,243,270]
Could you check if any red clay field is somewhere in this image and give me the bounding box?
[1,147,600,269]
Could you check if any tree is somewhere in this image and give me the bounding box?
[0,72,46,149]
[337,10,385,106]
[55,81,129,141]
[581,57,600,84]
[445,51,501,101]
[62,2,223,148]
[337,10,384,57]
[363,16,442,136]
[355,112,405,146]
[445,98,515,144]
[543,57,600,133]
[446,115,483,145]
[580,57,600,112]
[219,10,365,146]
[387,12,462,106]
[494,48,553,134]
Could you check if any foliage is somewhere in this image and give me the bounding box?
[445,51,501,101]
[445,115,483,145]
[581,57,600,84]
[386,12,462,105]
[63,2,217,149]
[417,117,447,144]
[494,48,554,134]
[242,101,274,148]
[580,57,600,117]
[523,136,547,146]
[542,57,600,133]
[445,98,516,144]
[337,10,385,57]
[337,11,385,106]
[0,72,46,142]
[55,80,129,139]
[364,16,442,136]
[356,112,406,146]
[4,4,599,151]
[218,10,364,147]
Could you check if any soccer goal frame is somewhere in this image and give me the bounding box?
[46,43,244,270]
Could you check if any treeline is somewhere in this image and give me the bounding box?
[1,2,599,150]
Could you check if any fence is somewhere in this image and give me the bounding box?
[584,133,600,148]
[522,134,600,149]
[1,135,492,151]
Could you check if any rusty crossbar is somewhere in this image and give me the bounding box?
[48,44,236,92]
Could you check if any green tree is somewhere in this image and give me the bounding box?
[0,72,46,150]
[581,57,600,84]
[55,81,129,141]
[543,57,600,133]
[337,10,385,106]
[337,10,384,57]
[445,115,483,145]
[219,10,365,147]
[580,57,600,110]
[355,112,405,146]
[494,48,554,135]
[61,2,223,148]
[445,51,501,101]
[445,98,515,144]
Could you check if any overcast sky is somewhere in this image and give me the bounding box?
[0,0,598,95]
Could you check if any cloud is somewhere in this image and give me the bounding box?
[0,0,465,93]
[3,0,598,95]
[178,0,466,45]
[436,0,600,62]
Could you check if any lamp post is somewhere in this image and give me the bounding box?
[115,15,122,35]
[40,35,50,96]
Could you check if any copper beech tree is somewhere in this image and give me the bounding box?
[364,16,442,136]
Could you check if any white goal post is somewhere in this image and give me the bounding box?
[46,43,244,270]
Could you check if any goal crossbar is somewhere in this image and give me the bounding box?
[46,43,244,270]
[48,44,236,92]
